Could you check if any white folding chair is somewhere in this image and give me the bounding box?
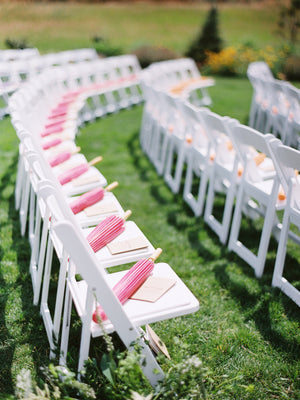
[228,125,285,278]
[35,178,155,355]
[268,139,300,306]
[264,79,290,138]
[180,103,214,217]
[52,216,199,386]
[281,82,300,149]
[203,112,240,244]
[149,90,178,176]
[163,95,188,194]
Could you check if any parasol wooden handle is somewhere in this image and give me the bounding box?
[105,181,119,192]
[88,156,103,166]
[73,146,81,154]
[123,210,132,220]
[149,248,162,262]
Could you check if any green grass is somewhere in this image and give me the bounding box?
[0,1,299,398]
[0,79,299,397]
[0,2,293,54]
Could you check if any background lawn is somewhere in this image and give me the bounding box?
[0,1,299,399]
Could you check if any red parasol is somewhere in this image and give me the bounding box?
[69,181,119,214]
[58,156,103,185]
[48,146,81,167]
[87,210,132,253]
[92,248,163,323]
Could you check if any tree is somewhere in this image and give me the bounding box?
[185,6,223,65]
[277,0,300,45]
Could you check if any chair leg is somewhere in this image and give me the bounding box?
[33,209,50,306]
[77,291,94,374]
[184,155,209,217]
[59,285,73,366]
[53,252,69,346]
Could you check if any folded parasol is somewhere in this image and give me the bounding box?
[87,210,132,253]
[42,137,63,150]
[41,125,65,138]
[48,146,81,167]
[69,181,119,214]
[93,248,163,323]
[58,156,102,185]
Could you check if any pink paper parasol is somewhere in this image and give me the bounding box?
[41,125,65,138]
[48,109,68,120]
[48,146,81,167]
[87,210,132,253]
[69,181,119,214]
[42,137,63,150]
[93,248,163,323]
[45,119,67,130]
[58,156,102,185]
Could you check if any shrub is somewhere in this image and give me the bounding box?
[131,45,179,68]
[284,55,300,80]
[91,35,123,57]
[204,44,291,77]
[185,6,223,65]
[5,37,31,50]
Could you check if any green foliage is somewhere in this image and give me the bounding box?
[132,45,179,68]
[277,0,300,44]
[203,43,291,78]
[284,54,300,80]
[4,37,31,50]
[185,6,223,65]
[15,365,96,399]
[91,36,123,57]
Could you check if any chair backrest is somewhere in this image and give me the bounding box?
[231,124,274,182]
[179,101,211,152]
[247,61,274,81]
[201,110,239,164]
[269,139,300,209]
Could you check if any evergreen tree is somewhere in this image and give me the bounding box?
[186,6,223,65]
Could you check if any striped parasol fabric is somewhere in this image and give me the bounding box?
[41,125,65,138]
[57,156,102,185]
[92,248,163,323]
[69,181,118,214]
[87,210,131,253]
[42,137,63,150]
[48,147,80,167]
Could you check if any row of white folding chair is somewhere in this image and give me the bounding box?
[0,48,40,62]
[9,57,159,357]
[18,129,157,358]
[12,83,199,384]
[10,55,143,224]
[49,194,199,386]
[247,62,300,149]
[141,57,213,107]
[140,86,298,284]
[268,139,300,306]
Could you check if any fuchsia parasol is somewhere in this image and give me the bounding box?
[48,146,81,167]
[87,210,132,253]
[42,137,63,150]
[58,156,103,185]
[69,181,119,214]
[92,248,163,323]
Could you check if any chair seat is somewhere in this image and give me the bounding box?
[66,191,124,228]
[83,220,155,268]
[69,262,200,338]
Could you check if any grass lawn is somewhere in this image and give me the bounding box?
[0,76,299,398]
[0,1,293,54]
[0,1,299,398]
